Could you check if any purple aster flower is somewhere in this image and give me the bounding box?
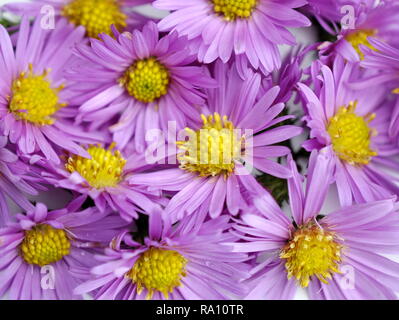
[0,136,42,223]
[131,61,303,221]
[74,209,249,299]
[298,57,399,206]
[0,200,129,299]
[0,16,102,164]
[153,0,311,75]
[5,0,153,38]
[233,150,399,300]
[68,21,216,151]
[359,38,399,143]
[36,142,165,222]
[319,1,399,62]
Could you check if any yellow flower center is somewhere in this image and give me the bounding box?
[212,0,258,21]
[66,143,126,189]
[280,222,343,288]
[327,101,377,166]
[177,113,244,178]
[62,0,127,38]
[345,29,377,60]
[20,224,71,267]
[119,57,170,103]
[126,247,187,299]
[393,88,399,94]
[9,64,65,125]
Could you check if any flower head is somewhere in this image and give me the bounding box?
[68,22,215,151]
[132,61,302,221]
[66,143,127,189]
[0,201,128,299]
[38,142,164,221]
[298,57,399,205]
[0,17,103,164]
[154,0,311,75]
[74,209,249,299]
[320,1,399,62]
[233,151,399,299]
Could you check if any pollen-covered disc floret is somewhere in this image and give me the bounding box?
[66,143,127,189]
[280,221,343,288]
[212,0,258,21]
[120,57,170,103]
[345,29,377,60]
[9,64,65,125]
[20,224,71,267]
[177,113,244,177]
[62,0,127,38]
[126,247,187,299]
[327,101,377,165]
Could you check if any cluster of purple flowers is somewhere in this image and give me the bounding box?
[0,0,399,300]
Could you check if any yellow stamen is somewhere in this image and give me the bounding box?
[66,143,126,189]
[345,29,377,60]
[119,57,170,103]
[126,247,187,299]
[20,224,71,267]
[62,0,127,38]
[9,64,65,125]
[392,88,399,94]
[280,221,343,288]
[212,0,258,21]
[327,101,377,166]
[177,113,244,178]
